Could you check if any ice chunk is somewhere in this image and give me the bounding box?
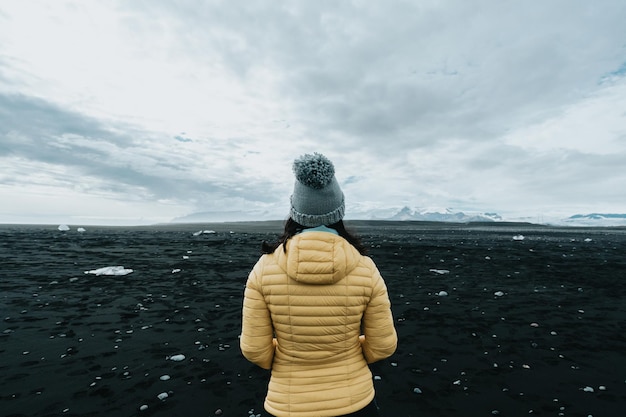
[193,230,216,236]
[84,266,133,276]
[58,224,70,231]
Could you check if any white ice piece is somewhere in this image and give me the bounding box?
[193,230,216,236]
[168,354,185,362]
[58,224,70,231]
[429,269,450,275]
[512,235,525,241]
[84,266,133,276]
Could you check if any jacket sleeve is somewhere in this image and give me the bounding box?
[240,257,275,369]
[360,260,398,364]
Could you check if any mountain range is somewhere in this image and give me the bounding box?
[559,213,626,226]
[370,206,503,223]
[172,207,626,226]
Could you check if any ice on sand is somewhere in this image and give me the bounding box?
[193,230,216,236]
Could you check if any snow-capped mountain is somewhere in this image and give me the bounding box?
[372,208,626,226]
[559,213,626,227]
[169,207,626,227]
[377,206,502,223]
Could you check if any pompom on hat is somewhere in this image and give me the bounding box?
[290,152,345,227]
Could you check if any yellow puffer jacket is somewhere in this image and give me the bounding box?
[240,231,397,417]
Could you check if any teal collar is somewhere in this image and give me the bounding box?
[300,225,339,235]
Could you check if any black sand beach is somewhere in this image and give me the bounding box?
[1,221,625,417]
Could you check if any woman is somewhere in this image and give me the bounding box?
[240,153,398,417]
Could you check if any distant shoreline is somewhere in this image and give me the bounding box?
[1,220,625,233]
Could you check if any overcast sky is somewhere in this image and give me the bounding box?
[1,0,625,225]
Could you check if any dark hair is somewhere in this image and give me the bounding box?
[261,218,367,255]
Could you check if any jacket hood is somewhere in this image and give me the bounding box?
[274,231,361,284]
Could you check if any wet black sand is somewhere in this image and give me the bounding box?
[1,221,625,416]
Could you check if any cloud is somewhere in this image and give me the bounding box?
[504,77,626,155]
[0,93,275,207]
[0,87,311,224]
[146,1,625,137]
[174,135,193,143]
[1,1,626,223]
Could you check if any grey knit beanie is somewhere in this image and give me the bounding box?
[289,153,345,227]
